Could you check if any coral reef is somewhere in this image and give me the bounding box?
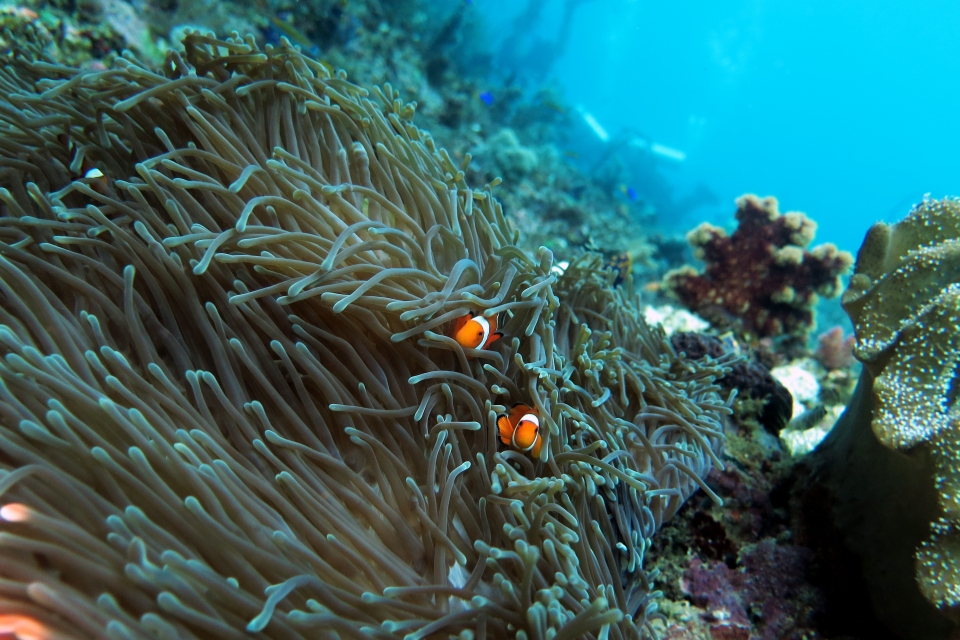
[730,360,795,435]
[779,404,842,458]
[813,325,855,371]
[809,197,960,639]
[643,304,709,336]
[770,360,820,420]
[1,0,156,66]
[0,34,734,638]
[664,194,853,351]
[671,333,793,435]
[648,436,831,640]
[484,128,538,182]
[809,326,859,431]
[681,541,820,640]
[467,130,654,265]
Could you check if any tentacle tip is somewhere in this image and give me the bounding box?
[0,504,30,522]
[246,618,268,633]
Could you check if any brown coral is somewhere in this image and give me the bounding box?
[810,197,960,639]
[664,194,853,349]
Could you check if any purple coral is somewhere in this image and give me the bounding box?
[682,540,821,640]
[814,326,856,371]
[683,558,752,639]
[665,195,853,347]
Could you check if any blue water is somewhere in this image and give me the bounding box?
[479,0,960,252]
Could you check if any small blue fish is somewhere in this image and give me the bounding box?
[618,184,638,201]
[478,91,494,105]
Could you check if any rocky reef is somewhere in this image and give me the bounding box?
[665,194,853,353]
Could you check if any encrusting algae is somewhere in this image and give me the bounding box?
[0,33,734,638]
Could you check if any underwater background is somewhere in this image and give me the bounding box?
[494,0,960,248]
[0,0,959,639]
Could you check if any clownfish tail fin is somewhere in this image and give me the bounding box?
[496,414,512,444]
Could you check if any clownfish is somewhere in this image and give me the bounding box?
[497,404,542,458]
[451,312,502,350]
[58,133,110,194]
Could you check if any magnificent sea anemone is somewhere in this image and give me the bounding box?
[0,33,732,639]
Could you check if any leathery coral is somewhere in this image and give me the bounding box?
[842,198,960,607]
[0,34,733,638]
[811,197,960,638]
[664,194,853,350]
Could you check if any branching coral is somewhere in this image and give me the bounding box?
[0,34,733,638]
[664,194,853,349]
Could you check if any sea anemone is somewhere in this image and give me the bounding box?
[0,33,733,638]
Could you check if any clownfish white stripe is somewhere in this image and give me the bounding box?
[518,414,539,428]
[472,315,490,349]
[512,413,540,451]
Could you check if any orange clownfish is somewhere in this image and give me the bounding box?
[451,312,502,350]
[497,404,542,458]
